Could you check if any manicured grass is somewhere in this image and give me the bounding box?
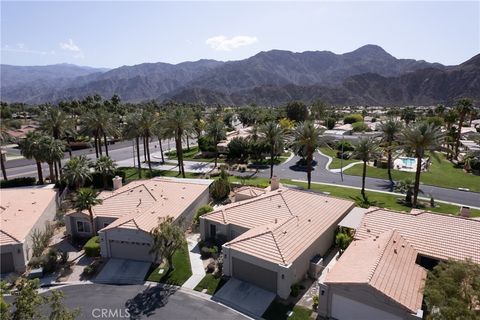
[283,180,480,217]
[263,300,312,320]
[166,146,225,163]
[343,154,480,192]
[118,167,202,181]
[319,147,359,170]
[146,241,192,286]
[193,274,228,295]
[228,175,271,188]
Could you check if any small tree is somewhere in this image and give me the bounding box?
[11,278,44,320]
[394,179,416,205]
[48,290,80,320]
[94,156,117,189]
[149,216,186,270]
[285,101,308,122]
[74,188,103,236]
[62,155,92,190]
[193,204,214,225]
[335,229,352,252]
[324,117,336,130]
[424,259,480,320]
[210,169,231,201]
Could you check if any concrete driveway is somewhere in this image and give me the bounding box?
[213,278,275,318]
[95,259,151,285]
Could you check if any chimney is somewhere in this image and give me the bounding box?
[112,176,123,190]
[460,206,470,218]
[271,176,280,191]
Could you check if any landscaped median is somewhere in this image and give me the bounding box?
[145,241,192,286]
[319,147,359,170]
[193,274,228,295]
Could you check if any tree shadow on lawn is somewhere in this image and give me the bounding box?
[289,160,318,172]
[125,284,178,319]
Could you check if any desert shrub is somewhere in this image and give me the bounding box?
[324,117,336,130]
[59,251,69,264]
[352,122,369,132]
[206,261,215,273]
[290,283,305,297]
[42,248,59,273]
[198,136,216,153]
[335,140,355,152]
[28,256,43,268]
[0,177,36,188]
[83,236,100,257]
[210,169,230,201]
[31,223,55,257]
[200,246,218,259]
[82,264,97,277]
[335,230,352,251]
[343,114,363,124]
[312,295,319,310]
[193,204,214,225]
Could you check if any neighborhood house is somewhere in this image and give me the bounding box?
[65,177,212,262]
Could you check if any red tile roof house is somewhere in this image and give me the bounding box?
[199,183,355,299]
[318,207,480,320]
[65,177,212,262]
[1,186,57,274]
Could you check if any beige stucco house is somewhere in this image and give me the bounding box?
[65,177,212,262]
[0,186,57,274]
[200,184,355,299]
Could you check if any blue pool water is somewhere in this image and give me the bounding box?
[401,157,416,168]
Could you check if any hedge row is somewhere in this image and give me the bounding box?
[84,236,101,257]
[1,177,36,188]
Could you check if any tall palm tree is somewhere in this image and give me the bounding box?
[123,113,143,179]
[400,122,444,207]
[291,121,322,189]
[62,155,92,190]
[81,108,116,158]
[352,138,382,201]
[39,136,65,183]
[0,120,13,180]
[39,106,73,160]
[401,107,416,125]
[19,132,46,184]
[454,98,473,159]
[74,188,103,236]
[205,118,226,168]
[138,110,158,174]
[260,121,285,178]
[154,115,170,165]
[95,156,117,189]
[378,118,403,187]
[163,107,193,178]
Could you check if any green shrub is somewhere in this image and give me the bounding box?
[194,204,214,225]
[198,136,216,153]
[335,229,352,251]
[290,283,305,297]
[85,170,126,189]
[324,117,336,130]
[200,246,218,259]
[312,294,319,310]
[42,248,59,273]
[335,141,354,152]
[82,264,97,277]
[31,223,55,257]
[352,122,369,132]
[0,177,36,188]
[210,169,230,201]
[83,236,101,257]
[343,114,363,124]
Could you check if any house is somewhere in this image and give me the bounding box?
[65,177,212,262]
[319,230,426,320]
[200,183,355,298]
[0,186,57,274]
[217,126,252,153]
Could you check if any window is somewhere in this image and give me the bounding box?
[76,220,91,233]
[210,224,217,238]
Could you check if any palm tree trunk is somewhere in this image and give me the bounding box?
[98,133,103,156]
[103,174,108,190]
[135,136,142,179]
[270,148,274,179]
[146,136,152,174]
[214,146,218,168]
[387,148,393,189]
[143,136,147,162]
[36,161,44,184]
[361,161,367,200]
[57,160,62,179]
[158,137,165,164]
[412,155,423,208]
[454,114,465,159]
[307,150,312,189]
[54,161,59,182]
[186,135,190,151]
[176,136,185,178]
[103,133,109,157]
[88,208,97,236]
[48,162,55,183]
[94,136,99,158]
[0,152,7,180]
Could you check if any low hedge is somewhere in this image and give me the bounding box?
[84,236,101,257]
[84,170,126,189]
[1,177,36,188]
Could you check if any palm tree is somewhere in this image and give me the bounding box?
[95,156,117,189]
[260,121,285,178]
[74,188,103,236]
[395,179,415,205]
[378,119,403,187]
[19,132,46,184]
[454,98,473,159]
[123,113,143,179]
[138,110,158,174]
[352,138,382,201]
[0,120,13,180]
[205,118,226,168]
[291,121,322,189]
[81,108,116,158]
[401,107,416,125]
[39,106,73,159]
[163,107,193,178]
[400,122,444,207]
[63,155,92,190]
[39,136,65,183]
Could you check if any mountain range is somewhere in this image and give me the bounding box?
[1,45,479,106]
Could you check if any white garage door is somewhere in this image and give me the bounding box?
[109,240,152,261]
[331,293,402,320]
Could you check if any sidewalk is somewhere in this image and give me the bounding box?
[182,233,206,290]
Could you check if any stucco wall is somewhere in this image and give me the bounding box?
[66,213,94,239]
[99,228,155,261]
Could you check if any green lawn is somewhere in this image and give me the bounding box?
[118,167,202,181]
[283,180,480,217]
[228,175,271,188]
[193,274,228,295]
[166,146,225,163]
[343,154,480,192]
[263,300,312,320]
[145,241,192,286]
[319,147,359,170]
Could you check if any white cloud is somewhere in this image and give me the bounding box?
[206,35,258,51]
[59,39,81,52]
[1,43,54,55]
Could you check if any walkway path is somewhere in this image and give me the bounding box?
[182,233,206,290]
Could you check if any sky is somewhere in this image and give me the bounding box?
[1,1,479,68]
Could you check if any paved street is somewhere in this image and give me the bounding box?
[6,283,248,320]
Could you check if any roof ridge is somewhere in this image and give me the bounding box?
[270,229,287,264]
[227,217,294,245]
[0,229,20,243]
[279,191,295,217]
[99,182,147,201]
[367,230,395,283]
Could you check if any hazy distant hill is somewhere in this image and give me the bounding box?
[1,45,478,105]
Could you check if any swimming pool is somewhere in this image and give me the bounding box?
[401,157,416,168]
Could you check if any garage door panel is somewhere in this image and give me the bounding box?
[1,252,15,274]
[232,257,277,292]
[109,240,152,261]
